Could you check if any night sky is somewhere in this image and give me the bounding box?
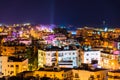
[0,0,120,26]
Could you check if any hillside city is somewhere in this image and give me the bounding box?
[0,23,119,80]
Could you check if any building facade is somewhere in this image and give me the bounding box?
[0,56,28,77]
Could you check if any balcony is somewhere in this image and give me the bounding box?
[52,54,57,57]
[51,58,57,62]
[58,61,73,65]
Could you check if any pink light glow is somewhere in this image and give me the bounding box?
[113,50,120,55]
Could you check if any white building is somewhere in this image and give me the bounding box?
[38,46,80,68]
[81,50,101,65]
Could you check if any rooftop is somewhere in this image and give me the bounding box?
[110,70,120,73]
[8,56,26,62]
[37,66,107,72]
[40,45,78,51]
[3,41,25,46]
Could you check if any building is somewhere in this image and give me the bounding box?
[18,67,65,80]
[80,50,101,66]
[0,56,28,77]
[100,50,120,70]
[108,70,120,80]
[64,68,108,80]
[114,40,120,50]
[1,41,26,56]
[38,46,80,68]
[18,66,108,80]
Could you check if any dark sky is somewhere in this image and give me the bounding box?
[0,0,120,26]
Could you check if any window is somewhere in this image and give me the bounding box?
[59,53,63,57]
[4,49,6,51]
[44,74,47,77]
[87,54,89,56]
[73,53,75,55]
[64,74,66,77]
[69,57,71,60]
[16,65,19,67]
[10,65,14,67]
[10,71,14,74]
[47,53,50,56]
[89,75,95,80]
[97,75,100,78]
[75,73,79,78]
[52,53,57,57]
[69,53,71,55]
[86,59,89,61]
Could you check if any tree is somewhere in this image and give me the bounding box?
[8,76,21,80]
[24,76,36,80]
[53,27,68,36]
[40,77,51,80]
[26,47,36,71]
